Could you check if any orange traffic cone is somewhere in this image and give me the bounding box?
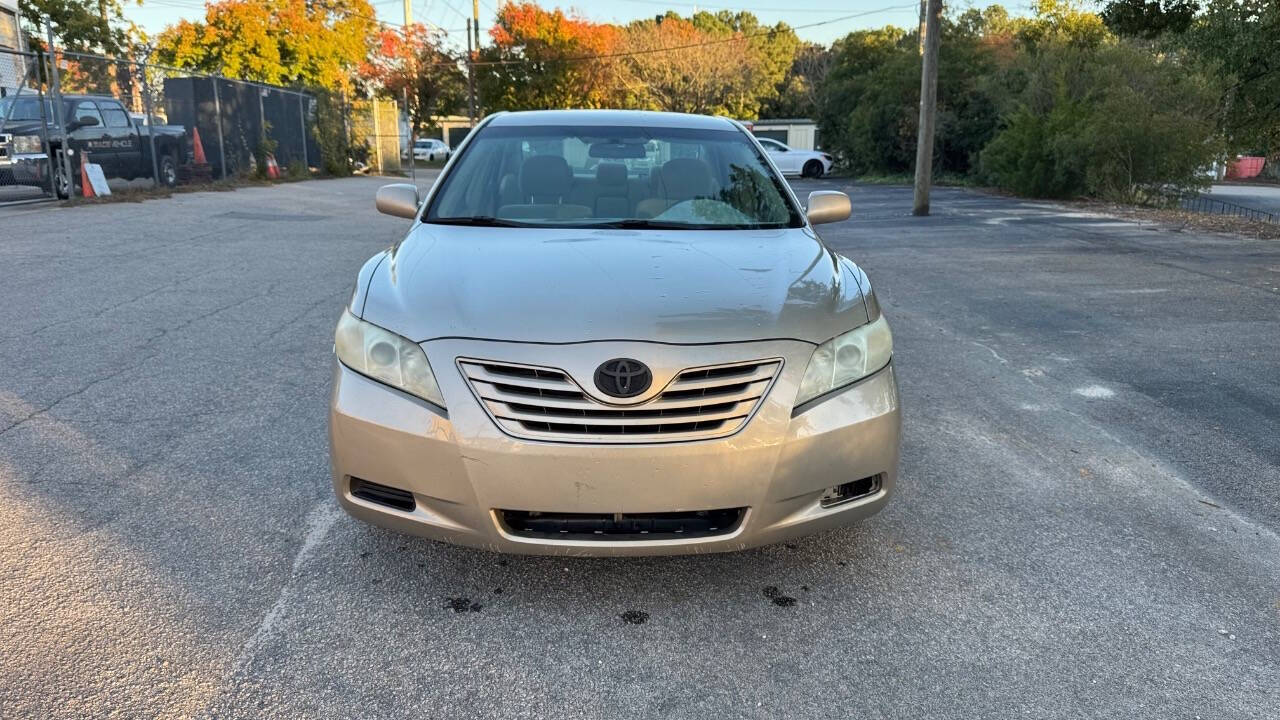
[265,153,280,179]
[192,127,208,165]
[80,150,95,198]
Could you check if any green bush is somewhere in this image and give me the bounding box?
[980,41,1222,201]
[816,18,1002,177]
[312,91,353,177]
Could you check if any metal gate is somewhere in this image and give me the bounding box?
[1,47,57,204]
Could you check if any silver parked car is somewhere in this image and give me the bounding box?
[330,110,900,556]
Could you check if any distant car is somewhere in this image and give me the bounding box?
[412,138,451,162]
[756,137,834,178]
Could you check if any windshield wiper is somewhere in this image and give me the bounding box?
[584,219,706,230]
[426,216,533,227]
[585,219,784,230]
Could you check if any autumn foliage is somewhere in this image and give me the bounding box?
[153,0,377,90]
[478,2,626,110]
[476,3,797,118]
[359,24,466,133]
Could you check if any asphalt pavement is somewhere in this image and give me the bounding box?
[1,175,1277,718]
[1209,183,1280,215]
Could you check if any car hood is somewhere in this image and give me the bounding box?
[358,224,870,345]
[0,120,49,137]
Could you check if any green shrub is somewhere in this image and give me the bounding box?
[312,91,353,177]
[980,41,1221,201]
[816,19,1002,177]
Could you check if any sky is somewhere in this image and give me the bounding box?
[127,0,937,50]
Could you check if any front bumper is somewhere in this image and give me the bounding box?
[0,153,49,186]
[329,337,901,556]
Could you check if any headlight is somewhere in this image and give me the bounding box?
[11,135,43,154]
[795,315,893,408]
[334,309,445,408]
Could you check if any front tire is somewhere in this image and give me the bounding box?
[802,159,824,178]
[52,152,74,199]
[159,152,178,188]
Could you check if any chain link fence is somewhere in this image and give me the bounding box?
[1,47,55,203]
[347,97,403,176]
[2,41,402,206]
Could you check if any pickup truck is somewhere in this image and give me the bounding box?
[1,93,188,198]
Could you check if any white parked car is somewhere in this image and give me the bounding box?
[412,138,451,162]
[756,137,834,178]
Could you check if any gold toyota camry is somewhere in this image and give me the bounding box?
[330,110,900,555]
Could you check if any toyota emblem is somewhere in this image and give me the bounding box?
[594,358,652,398]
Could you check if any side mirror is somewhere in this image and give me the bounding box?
[68,115,100,131]
[375,183,420,219]
[806,190,851,225]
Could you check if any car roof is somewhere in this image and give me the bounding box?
[486,109,739,130]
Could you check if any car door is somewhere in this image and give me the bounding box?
[66,100,111,174]
[96,101,137,178]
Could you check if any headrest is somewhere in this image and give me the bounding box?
[521,155,573,199]
[660,158,716,201]
[596,163,627,187]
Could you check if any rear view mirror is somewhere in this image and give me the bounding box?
[806,190,851,225]
[589,141,647,159]
[375,183,420,219]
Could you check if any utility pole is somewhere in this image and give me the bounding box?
[912,0,942,216]
[404,0,416,179]
[917,0,926,54]
[466,18,476,123]
[467,0,480,123]
[473,0,480,50]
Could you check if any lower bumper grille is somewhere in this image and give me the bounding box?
[499,508,745,540]
[350,477,416,512]
[819,474,884,508]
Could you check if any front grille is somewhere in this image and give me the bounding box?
[499,508,745,540]
[459,357,781,443]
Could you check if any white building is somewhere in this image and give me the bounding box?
[0,0,25,97]
[745,118,821,152]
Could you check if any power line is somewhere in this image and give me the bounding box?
[140,0,455,36]
[620,0,894,14]
[434,0,472,23]
[448,3,917,68]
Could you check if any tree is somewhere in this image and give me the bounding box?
[476,2,624,111]
[153,0,377,90]
[816,18,1005,176]
[360,24,466,134]
[761,43,833,119]
[1173,0,1280,155]
[1100,0,1200,38]
[687,10,798,118]
[618,14,761,116]
[21,0,133,54]
[1015,0,1111,50]
[980,40,1222,200]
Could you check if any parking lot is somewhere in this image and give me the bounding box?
[1,175,1277,718]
